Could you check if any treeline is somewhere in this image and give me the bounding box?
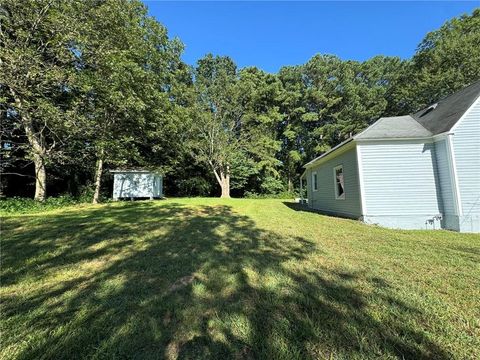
[1,1,479,201]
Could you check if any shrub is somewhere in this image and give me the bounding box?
[0,196,83,214]
[244,191,297,199]
[260,176,286,194]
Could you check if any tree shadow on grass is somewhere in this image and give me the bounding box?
[282,201,359,221]
[2,202,451,359]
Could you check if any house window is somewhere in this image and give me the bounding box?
[334,165,345,200]
[312,172,318,191]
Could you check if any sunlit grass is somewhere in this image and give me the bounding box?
[1,198,479,359]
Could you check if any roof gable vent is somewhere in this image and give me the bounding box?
[419,103,438,117]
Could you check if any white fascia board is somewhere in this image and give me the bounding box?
[304,139,355,169]
[432,132,451,142]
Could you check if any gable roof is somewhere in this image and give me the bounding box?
[356,79,480,140]
[354,115,432,140]
[411,79,480,135]
[303,79,480,168]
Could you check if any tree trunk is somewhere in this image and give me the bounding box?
[288,176,293,193]
[21,113,47,201]
[33,153,46,201]
[220,172,230,198]
[210,162,230,198]
[11,89,48,201]
[220,164,230,198]
[92,154,104,204]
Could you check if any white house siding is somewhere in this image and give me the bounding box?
[306,147,362,218]
[452,97,480,232]
[359,140,442,230]
[433,138,459,231]
[113,173,163,199]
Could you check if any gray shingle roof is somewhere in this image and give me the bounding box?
[411,80,480,135]
[304,80,480,167]
[354,115,432,140]
[355,79,480,140]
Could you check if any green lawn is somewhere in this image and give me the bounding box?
[1,198,479,359]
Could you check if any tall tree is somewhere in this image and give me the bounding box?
[191,54,241,198]
[236,67,283,193]
[76,0,185,203]
[300,54,343,154]
[334,56,404,138]
[390,9,480,114]
[277,54,404,191]
[2,4,478,201]
[0,0,82,200]
[191,56,285,197]
[277,65,307,192]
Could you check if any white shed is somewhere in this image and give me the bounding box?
[111,170,163,200]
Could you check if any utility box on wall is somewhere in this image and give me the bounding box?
[111,170,163,200]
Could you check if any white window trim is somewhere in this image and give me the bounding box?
[333,165,345,200]
[312,171,318,192]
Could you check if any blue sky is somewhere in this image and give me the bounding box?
[145,1,478,73]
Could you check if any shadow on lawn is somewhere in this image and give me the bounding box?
[2,202,451,359]
[282,201,358,221]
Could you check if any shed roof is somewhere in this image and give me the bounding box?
[110,169,161,174]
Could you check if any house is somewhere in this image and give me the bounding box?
[301,80,480,232]
[111,170,163,200]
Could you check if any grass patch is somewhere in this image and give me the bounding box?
[1,198,479,359]
[0,196,93,214]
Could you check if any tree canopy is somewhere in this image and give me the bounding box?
[1,2,479,200]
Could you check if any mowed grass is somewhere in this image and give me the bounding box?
[1,199,479,359]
